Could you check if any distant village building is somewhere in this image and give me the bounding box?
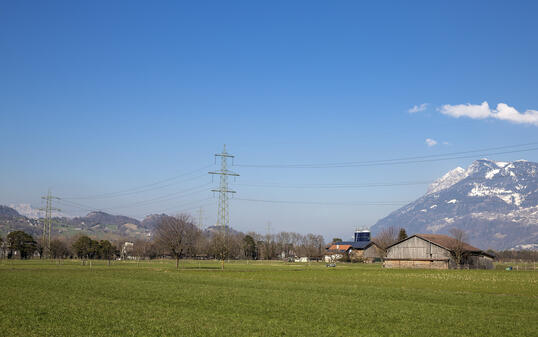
[325,230,382,263]
[120,241,134,260]
[383,234,494,269]
[0,240,7,259]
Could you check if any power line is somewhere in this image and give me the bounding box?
[61,165,212,200]
[234,142,538,168]
[236,180,431,189]
[152,198,214,217]
[99,183,211,210]
[57,184,210,214]
[235,197,409,206]
[56,199,111,213]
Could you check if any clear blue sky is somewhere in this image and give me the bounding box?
[1,1,537,240]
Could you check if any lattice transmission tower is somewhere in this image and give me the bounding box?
[209,145,239,229]
[39,189,60,257]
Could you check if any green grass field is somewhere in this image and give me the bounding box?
[0,260,536,336]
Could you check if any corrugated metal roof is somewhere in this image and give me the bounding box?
[416,234,482,252]
[336,241,373,249]
[386,234,493,258]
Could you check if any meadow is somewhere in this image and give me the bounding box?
[0,259,536,336]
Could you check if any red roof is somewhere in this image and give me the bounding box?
[327,244,352,252]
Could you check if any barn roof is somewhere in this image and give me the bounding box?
[416,234,482,253]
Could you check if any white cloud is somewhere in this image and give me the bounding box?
[408,103,428,113]
[425,138,437,147]
[494,103,538,125]
[439,101,538,126]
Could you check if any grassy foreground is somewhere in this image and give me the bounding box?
[0,260,536,337]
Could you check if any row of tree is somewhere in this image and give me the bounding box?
[0,231,118,262]
[4,218,536,266]
[150,215,325,268]
[494,249,538,261]
[0,231,38,259]
[0,215,326,268]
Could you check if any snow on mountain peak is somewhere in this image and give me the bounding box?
[426,159,521,195]
[8,203,67,219]
[427,167,467,194]
[373,159,538,250]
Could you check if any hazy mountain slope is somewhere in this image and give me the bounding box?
[0,207,150,239]
[0,205,41,237]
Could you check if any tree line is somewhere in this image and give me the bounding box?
[144,214,326,269]
[0,230,119,261]
[0,214,326,268]
[3,218,536,265]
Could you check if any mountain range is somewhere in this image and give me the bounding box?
[370,159,538,250]
[0,205,239,241]
[2,158,537,249]
[0,207,157,240]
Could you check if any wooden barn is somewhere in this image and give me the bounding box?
[383,234,494,269]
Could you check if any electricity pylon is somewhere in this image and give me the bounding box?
[209,145,239,230]
[40,190,60,258]
[197,207,204,230]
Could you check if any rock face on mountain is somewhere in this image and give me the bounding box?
[0,205,41,237]
[371,159,538,250]
[8,203,67,219]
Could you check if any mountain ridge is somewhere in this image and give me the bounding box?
[371,159,538,250]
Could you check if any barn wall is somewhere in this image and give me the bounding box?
[383,259,449,269]
[350,250,364,258]
[386,236,451,260]
[463,255,494,270]
[363,245,382,259]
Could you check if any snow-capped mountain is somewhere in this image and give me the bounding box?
[426,167,467,194]
[8,203,67,219]
[371,159,538,250]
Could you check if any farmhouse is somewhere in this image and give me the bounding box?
[325,230,382,262]
[383,234,494,269]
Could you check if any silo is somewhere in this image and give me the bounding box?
[354,230,371,242]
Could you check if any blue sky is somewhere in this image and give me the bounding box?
[1,1,537,240]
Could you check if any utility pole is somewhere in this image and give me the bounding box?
[40,190,60,258]
[209,145,239,231]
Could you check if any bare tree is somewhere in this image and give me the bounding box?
[373,226,399,257]
[153,214,199,269]
[305,233,324,260]
[49,238,69,261]
[276,232,294,259]
[132,239,153,266]
[262,233,276,260]
[449,228,468,268]
[209,232,229,269]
